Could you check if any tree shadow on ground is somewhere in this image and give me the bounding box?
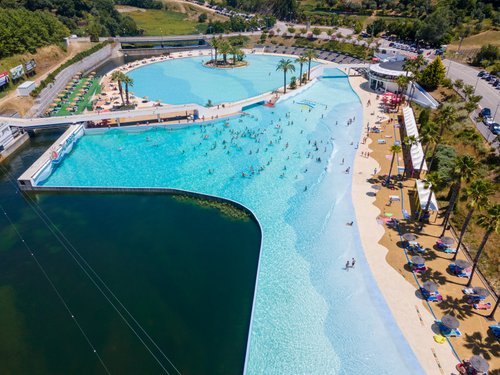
[438,296,474,320]
[418,269,453,286]
[463,331,500,360]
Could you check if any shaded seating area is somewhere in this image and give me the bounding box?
[456,355,489,375]
[436,314,462,337]
[409,255,427,273]
[436,236,455,253]
[449,260,472,278]
[262,45,365,64]
[402,106,427,177]
[420,281,443,302]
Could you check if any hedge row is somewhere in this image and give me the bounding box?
[30,41,112,98]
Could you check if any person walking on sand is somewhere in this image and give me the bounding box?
[345,260,350,271]
[351,258,356,268]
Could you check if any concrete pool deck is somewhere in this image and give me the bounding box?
[349,74,459,374]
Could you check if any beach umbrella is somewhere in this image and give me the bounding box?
[411,256,425,265]
[472,287,489,297]
[403,233,417,242]
[382,92,395,98]
[440,236,455,246]
[54,98,61,102]
[50,103,58,108]
[441,315,460,329]
[469,355,489,373]
[372,184,382,190]
[422,281,438,293]
[455,259,471,269]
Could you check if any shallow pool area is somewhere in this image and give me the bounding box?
[39,70,423,374]
[126,54,319,106]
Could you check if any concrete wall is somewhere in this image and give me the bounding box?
[27,43,117,118]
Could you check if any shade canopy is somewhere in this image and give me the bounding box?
[411,256,425,265]
[403,106,428,172]
[441,314,460,329]
[472,287,489,297]
[372,184,382,190]
[422,281,438,293]
[455,260,471,269]
[470,355,489,372]
[440,236,455,245]
[403,233,417,241]
[415,180,438,212]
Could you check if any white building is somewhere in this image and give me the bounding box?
[0,122,15,151]
[368,60,409,92]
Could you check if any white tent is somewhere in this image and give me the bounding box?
[416,179,438,211]
[403,106,427,173]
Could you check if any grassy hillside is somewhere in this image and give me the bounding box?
[118,7,207,35]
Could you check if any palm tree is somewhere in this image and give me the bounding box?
[466,204,500,288]
[304,49,318,80]
[210,37,221,65]
[276,58,295,94]
[219,40,231,65]
[418,121,439,178]
[386,144,402,185]
[396,75,410,108]
[110,71,125,106]
[427,105,457,172]
[403,135,418,177]
[453,180,493,260]
[122,74,134,105]
[296,55,308,85]
[441,155,478,236]
[418,172,443,225]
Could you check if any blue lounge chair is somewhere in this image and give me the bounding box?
[435,321,462,337]
[490,325,500,339]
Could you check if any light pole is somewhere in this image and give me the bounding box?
[473,75,480,94]
[494,102,500,121]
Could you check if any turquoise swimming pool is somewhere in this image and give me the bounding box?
[127,54,319,106]
[40,68,423,374]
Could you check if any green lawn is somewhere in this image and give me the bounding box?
[126,9,207,36]
[50,77,100,116]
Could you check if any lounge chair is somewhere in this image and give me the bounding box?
[490,325,500,338]
[421,289,443,302]
[467,295,486,303]
[463,288,474,295]
[435,321,462,337]
[444,247,457,254]
[474,302,492,310]
[412,265,427,273]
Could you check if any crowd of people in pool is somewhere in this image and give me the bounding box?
[127,101,361,195]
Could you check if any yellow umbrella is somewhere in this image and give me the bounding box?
[69,102,76,106]
[50,103,58,107]
[54,98,61,102]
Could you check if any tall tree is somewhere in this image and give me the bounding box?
[386,144,402,185]
[276,58,295,94]
[417,121,439,178]
[219,40,231,65]
[304,49,318,80]
[441,155,478,236]
[210,37,221,64]
[419,56,446,90]
[466,204,500,287]
[110,71,126,106]
[295,55,308,85]
[453,180,493,260]
[427,105,457,172]
[122,74,134,105]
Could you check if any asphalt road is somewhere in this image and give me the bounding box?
[444,59,500,142]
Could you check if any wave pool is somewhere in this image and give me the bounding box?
[41,70,423,374]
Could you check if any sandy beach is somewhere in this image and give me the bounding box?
[348,74,460,374]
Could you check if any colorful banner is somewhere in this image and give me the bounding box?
[0,71,10,87]
[10,64,24,80]
[25,59,36,72]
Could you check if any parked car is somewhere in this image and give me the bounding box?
[490,123,500,135]
[478,70,486,77]
[481,108,493,125]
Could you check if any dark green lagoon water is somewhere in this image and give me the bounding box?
[0,131,261,375]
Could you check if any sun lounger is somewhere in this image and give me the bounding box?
[377,139,386,144]
[412,265,427,273]
[421,288,443,302]
[467,295,486,303]
[436,321,462,337]
[490,325,500,338]
[444,247,457,254]
[474,302,492,310]
[463,288,474,295]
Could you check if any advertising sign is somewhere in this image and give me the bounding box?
[10,64,24,80]
[25,59,36,72]
[0,71,10,88]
